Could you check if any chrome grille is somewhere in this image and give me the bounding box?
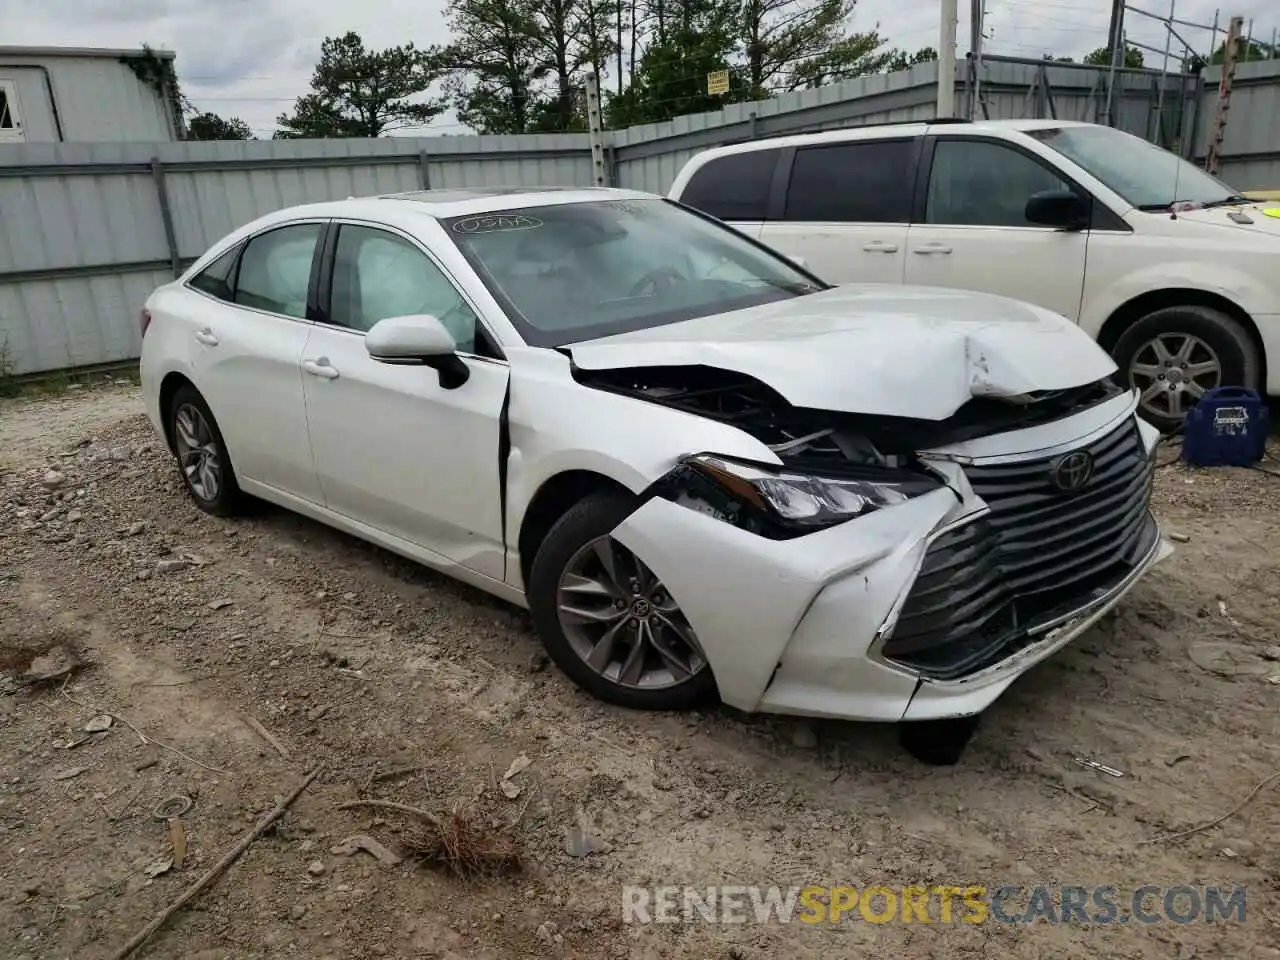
[883,418,1156,680]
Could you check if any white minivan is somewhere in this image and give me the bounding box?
[668,119,1280,429]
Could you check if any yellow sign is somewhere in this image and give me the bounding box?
[707,69,730,96]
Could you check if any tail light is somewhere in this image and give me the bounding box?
[139,307,153,337]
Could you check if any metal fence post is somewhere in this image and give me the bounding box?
[418,150,431,189]
[585,73,610,187]
[150,157,181,279]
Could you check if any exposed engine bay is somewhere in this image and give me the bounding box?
[573,363,1123,540]
[574,363,1124,466]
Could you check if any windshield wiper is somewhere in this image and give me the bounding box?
[1137,194,1251,212]
[1200,194,1253,209]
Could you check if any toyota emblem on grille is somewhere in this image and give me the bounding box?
[1050,450,1094,492]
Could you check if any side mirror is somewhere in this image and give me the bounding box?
[1025,189,1089,230]
[365,314,470,389]
[788,254,808,268]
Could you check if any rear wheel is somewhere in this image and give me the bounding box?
[527,491,716,710]
[168,385,243,517]
[1111,305,1259,431]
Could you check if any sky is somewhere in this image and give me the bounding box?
[2,0,1276,138]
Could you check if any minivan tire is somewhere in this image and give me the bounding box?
[527,490,717,711]
[1110,304,1260,432]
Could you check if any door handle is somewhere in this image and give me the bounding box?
[861,241,899,253]
[302,358,340,380]
[195,328,219,346]
[912,243,953,255]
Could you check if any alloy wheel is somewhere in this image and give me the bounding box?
[556,535,706,690]
[1128,332,1222,421]
[173,403,222,502]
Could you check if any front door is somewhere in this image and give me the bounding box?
[905,137,1088,321]
[300,222,509,580]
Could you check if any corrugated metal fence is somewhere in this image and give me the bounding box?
[1,54,1278,375]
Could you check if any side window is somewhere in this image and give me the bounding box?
[784,139,915,223]
[680,149,779,221]
[329,225,479,353]
[0,80,22,142]
[926,140,1071,228]
[188,245,240,302]
[234,223,322,318]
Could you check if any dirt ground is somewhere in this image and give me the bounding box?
[1,381,1278,960]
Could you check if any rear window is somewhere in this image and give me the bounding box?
[784,139,916,223]
[679,148,779,221]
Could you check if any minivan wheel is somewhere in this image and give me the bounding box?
[1110,305,1259,431]
[527,491,716,711]
[168,385,243,517]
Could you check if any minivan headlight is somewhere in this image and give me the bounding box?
[683,454,942,530]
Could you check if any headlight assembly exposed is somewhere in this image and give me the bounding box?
[681,453,943,531]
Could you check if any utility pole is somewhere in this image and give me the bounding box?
[1103,0,1126,126]
[937,0,958,118]
[967,0,984,119]
[1204,15,1243,175]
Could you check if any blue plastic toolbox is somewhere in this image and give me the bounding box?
[1180,386,1269,467]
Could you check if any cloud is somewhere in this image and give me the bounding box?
[1,0,1276,136]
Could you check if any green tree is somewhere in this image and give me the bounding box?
[1083,43,1144,68]
[789,33,899,87]
[440,0,551,134]
[529,0,620,130]
[275,32,444,138]
[607,0,739,125]
[736,0,885,96]
[186,111,253,140]
[1208,39,1275,64]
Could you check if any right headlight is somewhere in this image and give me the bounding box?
[682,453,944,533]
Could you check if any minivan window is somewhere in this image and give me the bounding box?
[784,139,915,223]
[926,139,1071,227]
[680,149,779,221]
[1027,125,1239,210]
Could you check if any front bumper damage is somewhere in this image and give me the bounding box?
[610,393,1173,723]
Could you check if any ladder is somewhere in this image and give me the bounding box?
[1204,15,1244,176]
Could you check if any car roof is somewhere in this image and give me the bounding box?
[685,118,1101,159]
[253,186,655,229]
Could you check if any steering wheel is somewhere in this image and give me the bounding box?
[629,265,685,298]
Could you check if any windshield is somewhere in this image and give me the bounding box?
[1027,125,1241,210]
[443,198,823,347]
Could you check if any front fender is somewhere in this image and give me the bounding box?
[503,348,783,580]
[1078,260,1265,341]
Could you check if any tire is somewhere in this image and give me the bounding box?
[1110,304,1260,432]
[527,490,717,711]
[167,384,244,517]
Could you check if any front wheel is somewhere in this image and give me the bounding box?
[1110,305,1260,432]
[527,491,716,711]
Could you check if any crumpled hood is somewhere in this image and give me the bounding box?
[1170,202,1280,238]
[568,285,1117,420]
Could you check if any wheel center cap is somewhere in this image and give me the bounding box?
[1167,367,1185,385]
[630,598,652,619]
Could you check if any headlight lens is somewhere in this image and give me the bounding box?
[684,454,942,529]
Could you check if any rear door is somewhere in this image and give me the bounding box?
[671,147,782,240]
[181,221,325,503]
[759,137,918,284]
[904,135,1088,319]
[300,221,510,581]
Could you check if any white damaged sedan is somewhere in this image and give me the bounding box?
[140,187,1172,755]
